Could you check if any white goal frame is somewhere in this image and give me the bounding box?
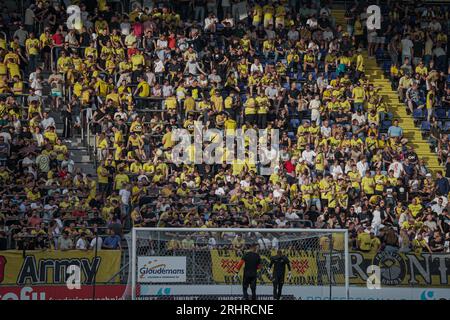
[131,227,350,300]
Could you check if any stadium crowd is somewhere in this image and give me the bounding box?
[0,0,449,255]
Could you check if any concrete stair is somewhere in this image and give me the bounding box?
[332,8,346,29]
[362,52,444,174]
[69,137,97,176]
[47,109,97,177]
[330,8,444,175]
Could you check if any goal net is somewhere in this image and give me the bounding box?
[127,228,349,300]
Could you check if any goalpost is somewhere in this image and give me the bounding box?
[129,228,349,300]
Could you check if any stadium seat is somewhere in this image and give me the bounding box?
[444,121,450,133]
[412,109,424,120]
[421,121,431,132]
[435,108,446,119]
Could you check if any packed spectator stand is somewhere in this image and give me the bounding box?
[0,0,449,258]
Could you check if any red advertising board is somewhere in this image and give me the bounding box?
[0,285,127,300]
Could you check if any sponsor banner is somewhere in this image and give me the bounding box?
[0,250,121,285]
[211,249,326,285]
[138,256,186,283]
[0,285,126,300]
[348,251,450,287]
[211,250,450,287]
[140,285,450,301]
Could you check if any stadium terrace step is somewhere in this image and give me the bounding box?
[361,52,445,175]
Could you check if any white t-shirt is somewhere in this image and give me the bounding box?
[41,117,56,130]
[287,30,299,41]
[204,17,218,30]
[428,21,441,32]
[357,161,369,177]
[250,63,263,73]
[302,150,316,165]
[208,237,217,249]
[285,211,300,220]
[119,189,131,205]
[76,238,88,250]
[24,8,35,26]
[258,238,272,250]
[90,236,103,251]
[306,18,318,28]
[401,38,414,56]
[309,99,321,111]
[388,161,404,178]
[273,188,285,199]
[215,187,225,196]
[272,237,279,250]
[156,39,168,49]
[330,164,343,179]
[371,210,382,227]
[321,125,331,138]
[0,132,11,144]
[154,60,165,73]
[120,22,131,36]
[352,113,366,125]
[240,180,250,189]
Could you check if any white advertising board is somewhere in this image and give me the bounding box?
[137,256,186,283]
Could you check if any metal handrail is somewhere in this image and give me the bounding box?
[80,108,89,145]
[87,120,94,156]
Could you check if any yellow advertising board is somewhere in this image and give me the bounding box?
[0,250,122,285]
[211,249,450,287]
[211,249,324,285]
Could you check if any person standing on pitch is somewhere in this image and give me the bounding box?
[269,250,292,300]
[234,243,261,300]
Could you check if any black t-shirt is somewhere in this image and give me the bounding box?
[242,251,261,277]
[109,21,121,31]
[270,255,291,279]
[429,237,445,252]
[79,32,91,47]
[89,199,103,210]
[139,196,155,207]
[90,216,105,226]
[413,41,424,57]
[407,151,418,163]
[443,93,450,108]
[396,185,407,202]
[318,17,330,29]
[335,112,348,123]
[142,210,157,226]
[439,214,450,234]
[334,150,344,162]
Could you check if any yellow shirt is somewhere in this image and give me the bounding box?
[352,86,365,103]
[361,176,375,195]
[114,173,130,190]
[357,232,371,251]
[374,174,386,192]
[244,98,257,115]
[137,81,150,97]
[97,166,109,184]
[408,203,423,218]
[131,54,145,70]
[25,38,40,55]
[211,95,224,112]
